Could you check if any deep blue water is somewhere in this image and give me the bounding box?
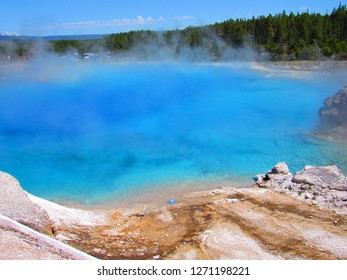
[0,62,346,204]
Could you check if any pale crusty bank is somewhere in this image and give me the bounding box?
[1,162,347,260]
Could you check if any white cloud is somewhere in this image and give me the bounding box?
[1,31,20,36]
[173,16,195,20]
[44,16,165,30]
[61,16,164,28]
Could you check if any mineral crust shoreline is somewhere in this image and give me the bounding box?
[1,162,347,260]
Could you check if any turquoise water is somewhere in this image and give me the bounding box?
[0,62,346,204]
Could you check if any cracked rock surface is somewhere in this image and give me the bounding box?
[255,162,347,215]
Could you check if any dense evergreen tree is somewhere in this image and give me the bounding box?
[52,40,79,54]
[210,4,347,60]
[0,40,33,59]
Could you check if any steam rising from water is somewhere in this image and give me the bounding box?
[0,59,346,204]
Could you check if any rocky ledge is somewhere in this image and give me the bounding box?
[1,164,347,260]
[317,86,347,140]
[0,171,106,260]
[255,162,347,215]
[0,172,57,235]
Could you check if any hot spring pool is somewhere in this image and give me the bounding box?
[0,62,346,204]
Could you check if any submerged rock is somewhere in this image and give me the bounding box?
[317,86,347,140]
[254,163,347,214]
[319,86,347,128]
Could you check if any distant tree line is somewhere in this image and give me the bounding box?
[1,4,347,61]
[0,40,34,60]
[102,4,347,61]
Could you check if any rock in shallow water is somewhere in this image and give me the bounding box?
[319,86,347,127]
[317,86,347,140]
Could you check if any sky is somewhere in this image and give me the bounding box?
[0,0,345,36]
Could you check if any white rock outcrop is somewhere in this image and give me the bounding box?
[255,163,347,214]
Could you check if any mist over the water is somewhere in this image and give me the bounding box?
[0,59,346,204]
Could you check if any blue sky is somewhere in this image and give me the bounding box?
[1,0,345,36]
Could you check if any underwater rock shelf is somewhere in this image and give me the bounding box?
[317,86,347,140]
